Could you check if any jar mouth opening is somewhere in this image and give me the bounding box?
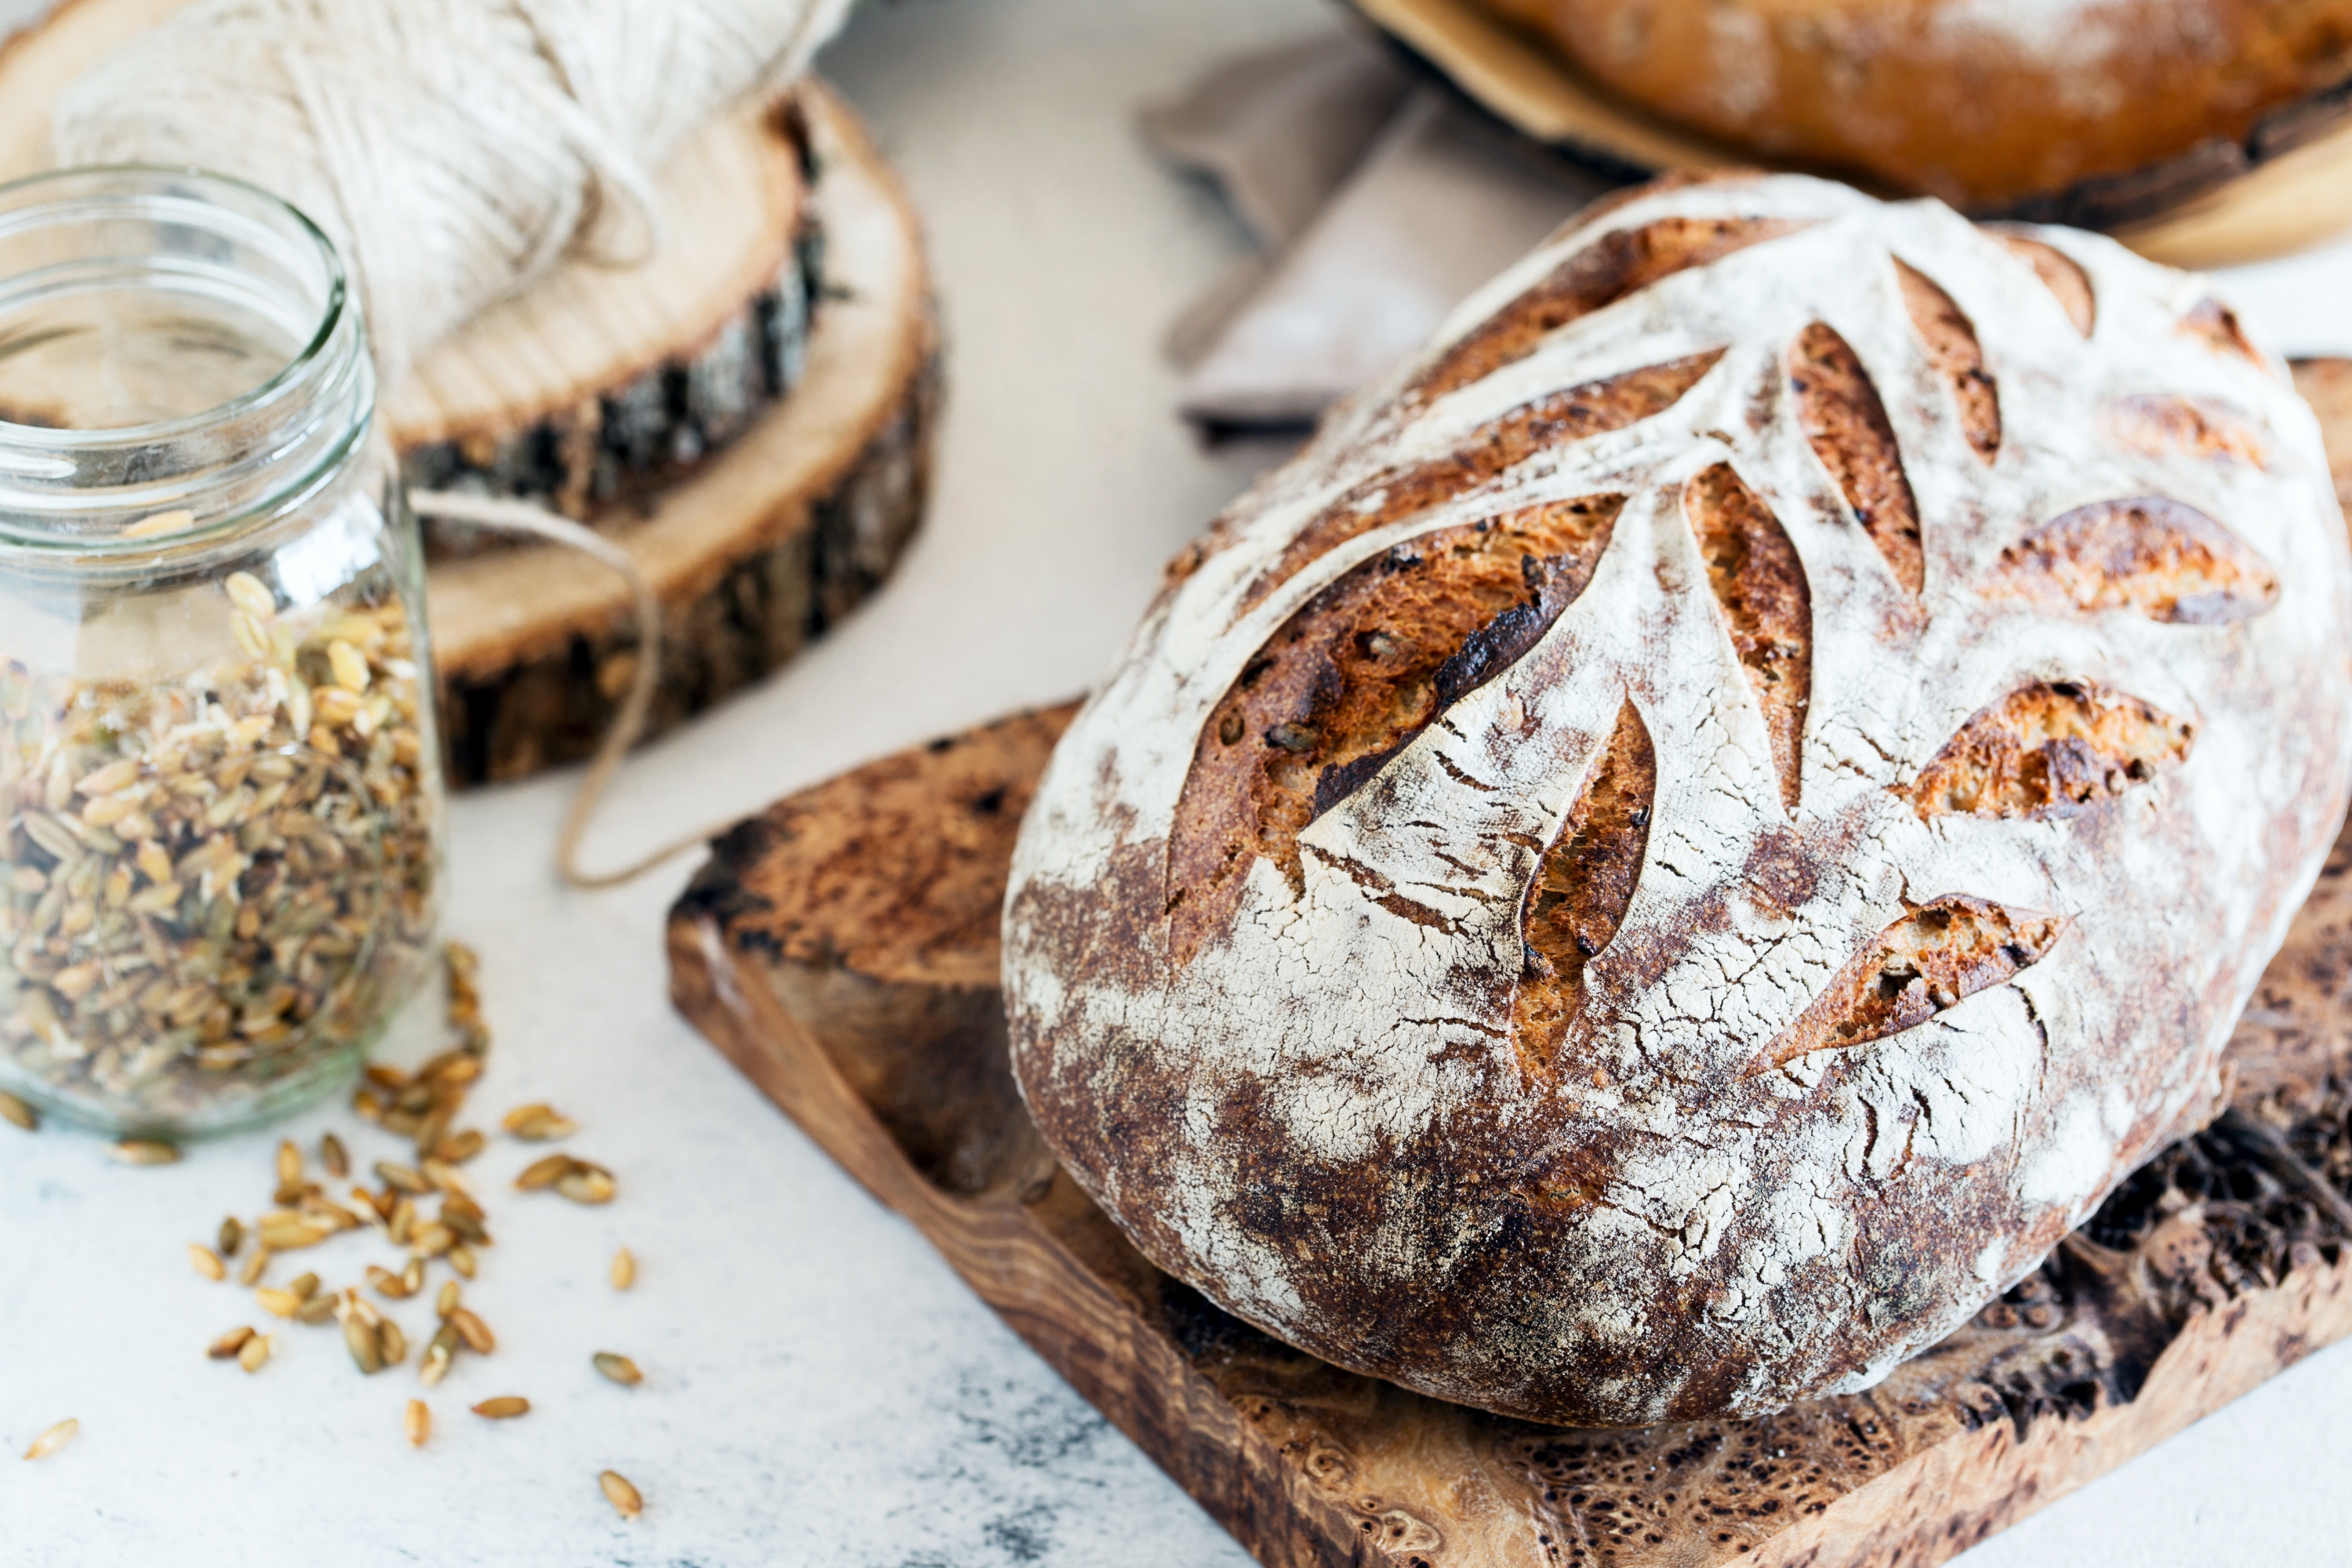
[0,165,366,555]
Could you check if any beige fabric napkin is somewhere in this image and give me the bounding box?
[1145,28,1617,432]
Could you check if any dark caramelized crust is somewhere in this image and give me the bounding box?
[1761,896,2067,1070]
[1909,681,2194,821]
[1986,495,2279,624]
[1894,260,2001,463]
[1171,499,1624,965]
[1512,702,1657,1077]
[1411,218,1804,401]
[1991,233,2096,336]
[2105,395,2272,466]
[1244,353,1721,612]
[1789,321,1926,595]
[2180,299,2264,365]
[1684,464,1813,812]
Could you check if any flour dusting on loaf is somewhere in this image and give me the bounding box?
[1003,175,2352,1426]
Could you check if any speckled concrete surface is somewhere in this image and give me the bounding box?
[1,0,2350,1563]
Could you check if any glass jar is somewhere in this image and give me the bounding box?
[0,167,444,1137]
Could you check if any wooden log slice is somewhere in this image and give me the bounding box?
[0,0,825,546]
[430,82,936,785]
[669,694,2352,1568]
[1348,0,2352,269]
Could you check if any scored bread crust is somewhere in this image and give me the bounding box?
[1003,174,2352,1427]
[1474,0,2352,209]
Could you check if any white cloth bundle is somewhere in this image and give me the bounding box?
[53,0,854,377]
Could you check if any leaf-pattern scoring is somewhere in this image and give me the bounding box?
[1894,260,2001,463]
[1789,321,1926,595]
[1985,496,2279,625]
[1513,701,1655,1079]
[1908,681,2194,821]
[1241,352,1722,613]
[1684,463,1811,813]
[1412,217,1805,401]
[1759,897,2069,1071]
[1170,496,1624,964]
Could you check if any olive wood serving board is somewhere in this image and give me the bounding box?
[665,509,2352,1568]
[1348,0,2352,270]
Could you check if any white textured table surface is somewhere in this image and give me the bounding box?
[5,2,2352,1564]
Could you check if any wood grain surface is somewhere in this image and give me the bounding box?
[1347,0,2352,269]
[666,373,2352,1565]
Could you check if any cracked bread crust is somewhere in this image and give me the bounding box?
[1003,175,2352,1426]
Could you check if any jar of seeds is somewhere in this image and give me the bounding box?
[0,168,443,1136]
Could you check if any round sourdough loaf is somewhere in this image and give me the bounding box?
[1472,0,2352,210]
[1003,175,2352,1426]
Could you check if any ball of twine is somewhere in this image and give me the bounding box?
[52,0,853,379]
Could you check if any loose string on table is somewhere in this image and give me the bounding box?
[408,490,717,891]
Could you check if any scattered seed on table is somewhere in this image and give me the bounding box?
[320,1133,350,1179]
[238,1334,272,1374]
[207,1327,255,1360]
[555,1163,615,1206]
[218,1217,244,1258]
[376,1161,429,1195]
[110,1139,180,1167]
[275,1140,302,1190]
[343,1312,384,1375]
[295,1293,339,1327]
[502,1103,579,1142]
[238,1246,270,1288]
[611,1248,636,1290]
[599,1470,643,1519]
[405,1400,430,1449]
[0,1091,35,1131]
[471,1397,528,1420]
[289,1272,319,1303]
[367,1265,412,1300]
[447,1243,477,1279]
[448,1307,495,1355]
[22,1420,77,1461]
[379,1319,408,1367]
[188,1243,226,1282]
[420,1328,456,1389]
[434,1129,485,1164]
[435,1281,459,1319]
[256,1287,302,1319]
[513,1153,571,1192]
[592,1352,642,1388]
[410,1222,456,1258]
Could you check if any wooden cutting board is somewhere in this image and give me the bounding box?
[664,365,2352,1568]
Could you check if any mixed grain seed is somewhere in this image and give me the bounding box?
[599,1469,644,1519]
[611,1247,636,1290]
[405,1399,430,1449]
[109,1139,180,1166]
[502,1102,577,1141]
[592,1352,642,1388]
[21,1419,77,1460]
[238,1334,272,1374]
[188,1243,226,1281]
[208,1326,256,1360]
[472,1396,529,1420]
[0,1089,34,1131]
[0,595,439,1128]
